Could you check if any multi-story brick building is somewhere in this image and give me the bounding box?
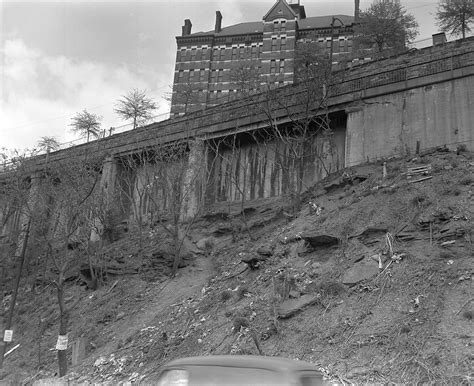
[170,0,357,117]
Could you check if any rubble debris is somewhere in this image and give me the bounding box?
[343,258,380,286]
[407,164,432,179]
[278,294,320,318]
[256,245,274,257]
[301,233,340,248]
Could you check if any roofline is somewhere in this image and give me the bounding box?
[263,0,297,21]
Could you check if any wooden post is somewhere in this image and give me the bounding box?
[416,140,420,155]
[72,337,87,366]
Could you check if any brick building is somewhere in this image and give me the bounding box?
[170,0,357,117]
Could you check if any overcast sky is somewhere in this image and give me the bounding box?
[0,0,448,152]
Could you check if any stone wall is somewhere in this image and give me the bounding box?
[206,124,346,204]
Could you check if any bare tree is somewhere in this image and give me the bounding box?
[33,155,103,376]
[229,60,262,99]
[354,0,419,53]
[436,0,474,39]
[114,89,157,130]
[70,110,102,142]
[167,82,203,116]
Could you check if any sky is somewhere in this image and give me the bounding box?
[0,0,449,152]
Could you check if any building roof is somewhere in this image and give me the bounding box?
[185,14,354,38]
[299,14,354,30]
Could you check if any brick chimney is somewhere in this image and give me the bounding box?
[432,32,447,46]
[182,19,192,36]
[354,0,360,21]
[215,11,222,33]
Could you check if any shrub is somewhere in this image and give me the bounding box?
[462,310,473,320]
[316,280,346,297]
[220,290,233,303]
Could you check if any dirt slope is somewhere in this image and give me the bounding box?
[1,149,473,385]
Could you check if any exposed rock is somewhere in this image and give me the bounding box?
[349,227,388,245]
[196,237,217,251]
[278,294,320,318]
[301,233,340,248]
[323,174,367,193]
[241,254,268,270]
[342,258,380,286]
[256,245,273,257]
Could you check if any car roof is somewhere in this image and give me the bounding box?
[162,355,321,373]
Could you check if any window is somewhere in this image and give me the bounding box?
[178,70,184,81]
[281,20,286,32]
[189,69,195,80]
[217,69,223,82]
[232,47,237,60]
[213,48,219,59]
[202,47,208,59]
[270,60,276,74]
[191,48,196,60]
[251,45,257,59]
[281,36,286,50]
[271,37,278,51]
[199,69,205,81]
[239,46,245,58]
[220,48,226,60]
[279,59,285,74]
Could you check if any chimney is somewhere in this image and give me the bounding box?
[354,0,360,21]
[215,11,222,33]
[182,19,192,36]
[432,32,447,46]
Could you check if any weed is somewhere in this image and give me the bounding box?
[400,325,411,334]
[411,192,430,208]
[462,310,473,320]
[232,316,250,332]
[460,176,473,185]
[316,280,346,297]
[236,286,250,300]
[438,251,452,259]
[220,290,233,303]
[442,186,461,196]
[456,144,467,154]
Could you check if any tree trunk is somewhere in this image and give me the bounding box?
[0,219,31,368]
[56,271,69,377]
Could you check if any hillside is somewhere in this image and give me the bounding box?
[1,148,473,385]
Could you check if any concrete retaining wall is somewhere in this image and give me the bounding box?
[346,75,474,166]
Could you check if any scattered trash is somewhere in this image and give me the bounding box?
[308,201,322,215]
[4,343,20,358]
[408,176,433,184]
[458,272,472,282]
[447,260,454,265]
[441,240,456,246]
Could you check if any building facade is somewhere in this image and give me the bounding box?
[170,0,357,117]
